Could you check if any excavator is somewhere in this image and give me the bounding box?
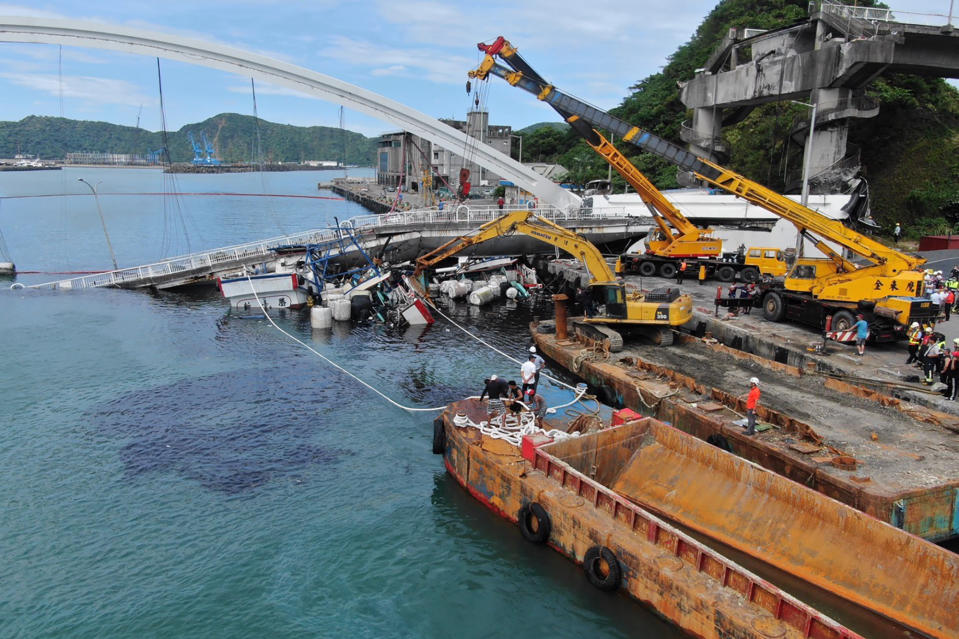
[412,210,693,349]
[469,37,936,341]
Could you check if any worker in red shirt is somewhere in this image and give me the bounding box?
[743,377,761,435]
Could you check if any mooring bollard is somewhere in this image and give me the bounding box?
[553,293,569,340]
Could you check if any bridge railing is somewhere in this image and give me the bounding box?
[820,1,955,27]
[30,204,629,290]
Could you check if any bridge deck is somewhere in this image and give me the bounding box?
[28,205,652,291]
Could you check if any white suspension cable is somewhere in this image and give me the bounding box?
[423,297,578,391]
[247,276,446,413]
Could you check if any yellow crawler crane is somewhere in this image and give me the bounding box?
[470,37,936,340]
[412,210,692,349]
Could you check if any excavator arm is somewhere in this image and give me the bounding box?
[471,37,925,277]
[414,209,616,284]
[472,41,720,258]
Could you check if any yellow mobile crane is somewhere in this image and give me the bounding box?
[470,37,935,341]
[413,210,692,349]
[470,39,791,284]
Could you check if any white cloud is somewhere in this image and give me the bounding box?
[0,73,154,108]
[317,35,472,85]
[226,81,314,99]
[0,3,67,18]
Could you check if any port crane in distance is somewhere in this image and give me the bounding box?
[469,37,936,341]
[468,38,786,285]
[412,209,693,350]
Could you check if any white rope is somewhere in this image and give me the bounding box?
[247,276,446,413]
[424,296,578,391]
[451,406,578,447]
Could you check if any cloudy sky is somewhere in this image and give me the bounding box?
[0,1,955,138]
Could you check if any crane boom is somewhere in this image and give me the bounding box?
[471,37,924,277]
[472,41,720,258]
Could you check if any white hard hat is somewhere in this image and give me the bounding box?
[749,377,760,386]
[529,346,536,353]
[911,321,919,328]
[490,374,497,381]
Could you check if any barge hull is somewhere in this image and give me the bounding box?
[440,402,860,639]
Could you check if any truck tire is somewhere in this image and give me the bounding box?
[659,262,677,278]
[740,267,760,283]
[831,309,856,332]
[716,265,736,282]
[762,292,785,322]
[638,261,656,277]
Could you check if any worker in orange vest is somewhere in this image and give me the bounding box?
[676,259,688,284]
[742,377,761,435]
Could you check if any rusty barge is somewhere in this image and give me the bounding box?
[436,399,867,639]
[530,313,959,545]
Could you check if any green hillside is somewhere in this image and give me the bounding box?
[517,0,959,234]
[0,113,377,165]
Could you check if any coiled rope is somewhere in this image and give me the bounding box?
[451,408,577,446]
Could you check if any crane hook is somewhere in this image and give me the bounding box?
[465,79,472,94]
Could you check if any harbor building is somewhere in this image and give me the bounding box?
[376,109,512,194]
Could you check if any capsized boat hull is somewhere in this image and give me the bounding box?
[217,272,308,310]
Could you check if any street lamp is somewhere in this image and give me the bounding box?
[791,99,818,257]
[78,178,119,271]
[510,134,523,164]
[791,99,818,209]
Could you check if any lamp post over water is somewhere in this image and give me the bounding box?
[791,99,818,257]
[78,178,119,271]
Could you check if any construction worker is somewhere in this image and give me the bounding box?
[905,322,922,364]
[677,259,688,284]
[853,314,869,358]
[945,340,959,400]
[893,222,901,243]
[923,335,942,385]
[742,377,761,435]
[947,289,955,321]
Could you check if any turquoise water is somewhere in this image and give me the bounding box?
[1,168,682,638]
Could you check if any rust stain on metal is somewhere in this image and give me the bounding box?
[603,418,959,639]
[532,323,959,542]
[440,403,865,639]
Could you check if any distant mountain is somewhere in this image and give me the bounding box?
[0,113,377,164]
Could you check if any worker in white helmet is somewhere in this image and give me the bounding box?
[528,346,546,390]
[742,377,761,436]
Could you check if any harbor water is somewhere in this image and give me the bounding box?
[0,168,683,638]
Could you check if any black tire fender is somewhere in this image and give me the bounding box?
[831,309,856,332]
[740,267,760,283]
[584,545,621,591]
[518,502,552,544]
[762,292,785,322]
[432,417,446,454]
[717,265,736,282]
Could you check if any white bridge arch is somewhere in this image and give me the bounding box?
[0,16,581,210]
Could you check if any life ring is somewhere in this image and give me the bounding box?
[432,417,446,454]
[518,502,551,544]
[584,545,621,591]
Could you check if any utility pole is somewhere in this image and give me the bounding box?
[791,99,818,257]
[78,178,119,271]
